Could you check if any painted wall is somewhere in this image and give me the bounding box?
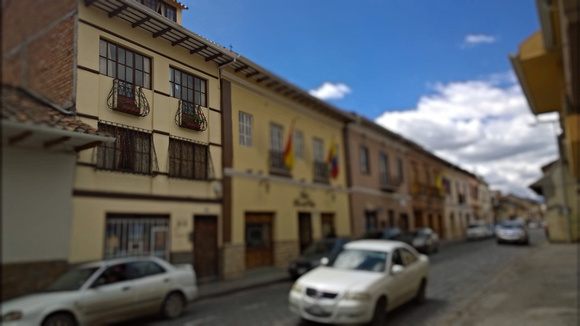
[71,5,223,262]
[225,72,350,257]
[542,161,580,242]
[2,148,76,263]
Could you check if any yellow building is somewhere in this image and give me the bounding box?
[219,68,352,278]
[511,0,579,242]
[73,0,229,281]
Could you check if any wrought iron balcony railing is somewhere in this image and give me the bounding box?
[380,174,402,192]
[175,100,208,131]
[269,150,290,176]
[313,161,330,184]
[107,79,150,117]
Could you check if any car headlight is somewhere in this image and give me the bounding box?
[2,311,23,321]
[291,283,304,293]
[343,291,371,301]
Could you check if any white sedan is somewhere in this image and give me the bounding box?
[289,240,429,325]
[1,257,197,326]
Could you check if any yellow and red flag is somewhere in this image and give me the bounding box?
[327,141,339,179]
[283,120,295,170]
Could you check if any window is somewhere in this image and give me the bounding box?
[99,39,151,89]
[400,248,418,266]
[139,0,177,21]
[127,261,166,279]
[365,211,378,231]
[270,123,284,151]
[313,138,324,162]
[92,264,130,287]
[379,152,389,184]
[397,157,404,181]
[239,111,253,146]
[168,138,208,180]
[97,123,152,174]
[104,215,169,260]
[170,67,207,107]
[294,130,304,159]
[360,145,370,174]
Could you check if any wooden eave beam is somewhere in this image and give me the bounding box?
[266,81,278,87]
[44,136,71,149]
[205,53,223,62]
[190,45,207,54]
[171,36,189,46]
[153,27,172,38]
[218,58,236,68]
[256,76,270,83]
[84,0,98,6]
[132,16,151,28]
[246,71,260,78]
[108,4,128,17]
[8,131,33,145]
[75,141,102,152]
[235,65,248,73]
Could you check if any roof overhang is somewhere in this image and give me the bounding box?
[2,120,115,152]
[510,31,565,115]
[529,177,544,196]
[84,0,353,123]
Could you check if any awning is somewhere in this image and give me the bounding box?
[510,31,565,115]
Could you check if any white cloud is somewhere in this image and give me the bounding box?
[463,34,496,47]
[309,82,351,100]
[375,71,558,199]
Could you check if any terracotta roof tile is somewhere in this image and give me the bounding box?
[1,85,108,137]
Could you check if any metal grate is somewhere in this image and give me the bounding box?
[106,79,151,117]
[104,215,170,260]
[175,100,208,131]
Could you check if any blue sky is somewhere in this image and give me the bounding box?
[181,0,539,118]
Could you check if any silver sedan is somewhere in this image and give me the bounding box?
[1,257,197,326]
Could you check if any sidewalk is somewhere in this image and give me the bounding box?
[439,242,579,326]
[197,267,290,301]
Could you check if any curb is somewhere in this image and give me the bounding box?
[196,276,290,302]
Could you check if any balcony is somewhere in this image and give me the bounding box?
[107,79,150,117]
[380,174,402,192]
[269,150,290,177]
[412,183,445,198]
[175,101,208,131]
[313,161,330,184]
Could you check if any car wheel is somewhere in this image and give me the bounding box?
[367,297,386,326]
[42,313,77,326]
[162,292,186,319]
[414,279,427,304]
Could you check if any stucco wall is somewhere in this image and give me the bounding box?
[2,147,76,263]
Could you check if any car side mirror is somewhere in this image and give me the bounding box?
[391,264,404,275]
[320,257,329,266]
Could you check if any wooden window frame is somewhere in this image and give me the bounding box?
[169,66,208,107]
[96,123,153,175]
[168,138,209,180]
[360,145,370,175]
[99,39,151,89]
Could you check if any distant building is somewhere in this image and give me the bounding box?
[493,193,544,222]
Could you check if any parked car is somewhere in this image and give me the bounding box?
[0,257,197,326]
[466,221,493,240]
[496,221,529,245]
[288,237,351,279]
[289,240,429,325]
[400,228,440,254]
[362,227,403,241]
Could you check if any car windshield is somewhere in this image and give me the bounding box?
[303,240,335,257]
[46,267,99,291]
[330,249,387,272]
[500,222,523,229]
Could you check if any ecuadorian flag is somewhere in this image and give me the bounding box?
[327,142,339,179]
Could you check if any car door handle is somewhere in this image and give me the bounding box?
[122,286,131,291]
[163,278,170,283]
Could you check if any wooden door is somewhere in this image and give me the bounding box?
[245,213,274,269]
[193,215,218,281]
[298,213,312,253]
[321,213,335,238]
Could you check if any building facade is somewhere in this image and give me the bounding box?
[345,115,413,237]
[219,69,352,278]
[1,0,112,299]
[74,0,227,281]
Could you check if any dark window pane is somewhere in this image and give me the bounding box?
[108,43,117,60]
[135,71,143,87]
[107,60,116,77]
[194,78,201,91]
[144,73,150,89]
[175,71,181,84]
[126,52,134,67]
[200,80,206,93]
[143,57,150,73]
[135,55,143,70]
[118,63,125,80]
[99,39,107,57]
[118,48,125,64]
[126,68,133,83]
[99,57,107,74]
[170,68,174,82]
[194,92,200,105]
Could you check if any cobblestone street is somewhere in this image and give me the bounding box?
[122,230,555,326]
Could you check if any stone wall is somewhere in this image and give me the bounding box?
[2,260,68,300]
[221,243,245,280]
[274,240,299,269]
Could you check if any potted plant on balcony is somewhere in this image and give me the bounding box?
[180,107,206,131]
